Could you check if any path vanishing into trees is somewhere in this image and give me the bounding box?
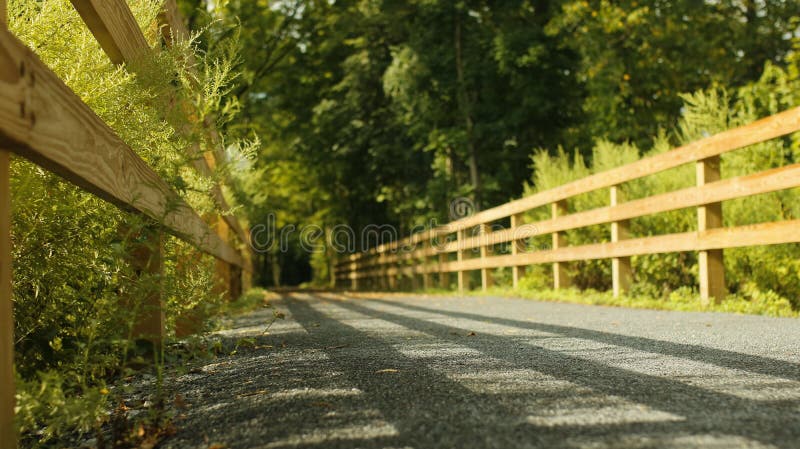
[157,292,800,449]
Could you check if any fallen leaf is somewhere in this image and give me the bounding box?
[375,368,399,374]
[174,394,188,409]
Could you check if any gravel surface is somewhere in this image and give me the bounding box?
[159,292,800,449]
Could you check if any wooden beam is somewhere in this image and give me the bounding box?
[392,162,800,259]
[213,218,232,301]
[361,105,800,257]
[422,219,800,274]
[610,186,632,297]
[697,156,725,304]
[127,228,165,344]
[158,0,190,44]
[510,213,525,289]
[457,229,469,292]
[154,2,251,251]
[1,6,15,449]
[0,149,16,449]
[69,0,150,65]
[0,29,242,267]
[479,224,493,291]
[439,252,449,289]
[551,200,570,289]
[446,106,800,233]
[69,0,252,257]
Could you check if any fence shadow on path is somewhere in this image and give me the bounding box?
[326,295,800,449]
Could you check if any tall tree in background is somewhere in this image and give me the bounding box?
[181,0,799,285]
[546,0,798,146]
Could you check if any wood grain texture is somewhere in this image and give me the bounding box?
[365,105,800,257]
[427,220,800,273]
[610,186,632,297]
[697,156,725,303]
[155,1,251,251]
[127,229,165,344]
[479,224,493,291]
[158,0,190,44]
[1,8,14,449]
[551,200,570,289]
[385,162,800,260]
[457,229,469,292]
[448,106,800,232]
[0,29,242,267]
[69,0,150,65]
[352,217,800,280]
[0,150,16,449]
[69,0,251,253]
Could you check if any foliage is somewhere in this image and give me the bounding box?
[197,0,798,285]
[545,0,798,147]
[519,63,800,308]
[496,284,797,318]
[7,0,250,445]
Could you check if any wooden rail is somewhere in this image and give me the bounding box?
[335,106,800,307]
[0,2,254,446]
[69,0,251,253]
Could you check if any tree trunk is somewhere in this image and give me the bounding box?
[270,251,281,287]
[454,12,481,211]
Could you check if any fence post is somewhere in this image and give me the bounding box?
[551,200,570,289]
[422,235,432,290]
[1,149,17,449]
[242,246,253,291]
[480,224,493,291]
[213,218,232,301]
[610,186,632,297]
[350,255,358,291]
[510,213,525,289]
[129,229,165,346]
[438,252,449,289]
[1,8,16,442]
[697,156,725,304]
[457,229,470,292]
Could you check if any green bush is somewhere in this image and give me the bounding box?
[520,63,800,309]
[7,0,251,445]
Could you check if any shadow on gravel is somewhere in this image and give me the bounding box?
[328,296,800,449]
[369,297,800,383]
[283,295,553,449]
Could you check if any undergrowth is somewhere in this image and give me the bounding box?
[7,1,255,447]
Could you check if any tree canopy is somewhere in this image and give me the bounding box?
[183,0,799,285]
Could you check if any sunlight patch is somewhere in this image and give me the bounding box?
[526,405,683,427]
[261,422,398,448]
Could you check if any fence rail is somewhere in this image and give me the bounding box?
[335,106,800,306]
[0,2,253,447]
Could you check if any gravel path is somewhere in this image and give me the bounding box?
[159,292,800,449]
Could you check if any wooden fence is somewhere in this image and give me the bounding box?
[336,106,800,306]
[0,1,253,447]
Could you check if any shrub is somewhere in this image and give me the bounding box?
[7,0,251,444]
[520,63,800,309]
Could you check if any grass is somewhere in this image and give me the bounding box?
[339,283,798,318]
